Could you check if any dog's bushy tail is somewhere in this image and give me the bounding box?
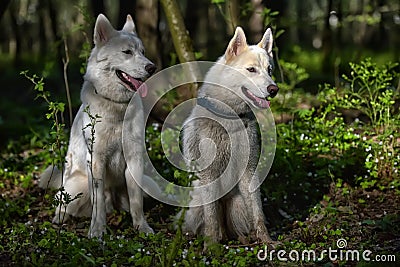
[39,165,63,189]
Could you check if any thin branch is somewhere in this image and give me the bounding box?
[62,38,73,127]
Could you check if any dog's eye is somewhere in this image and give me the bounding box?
[247,67,257,73]
[122,49,133,55]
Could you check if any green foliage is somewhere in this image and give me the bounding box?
[274,59,311,112]
[328,58,398,129]
[320,58,400,189]
[265,58,399,221]
[2,57,399,265]
[20,71,68,169]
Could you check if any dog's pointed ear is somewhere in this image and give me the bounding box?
[225,27,248,62]
[122,14,136,33]
[94,14,117,46]
[258,28,273,55]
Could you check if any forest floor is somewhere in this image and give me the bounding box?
[0,148,399,266]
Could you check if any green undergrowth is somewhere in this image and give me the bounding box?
[0,58,399,266]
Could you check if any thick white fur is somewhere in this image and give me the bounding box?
[39,14,155,238]
[181,27,277,245]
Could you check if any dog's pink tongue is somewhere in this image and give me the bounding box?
[257,98,270,108]
[130,78,148,98]
[137,83,148,97]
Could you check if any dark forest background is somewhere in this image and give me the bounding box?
[0,0,399,145]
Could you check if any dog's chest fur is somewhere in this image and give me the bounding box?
[79,82,140,186]
[183,106,260,183]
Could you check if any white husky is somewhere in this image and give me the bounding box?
[40,14,156,238]
[181,27,279,245]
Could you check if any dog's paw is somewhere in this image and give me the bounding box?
[256,231,282,249]
[137,222,154,234]
[264,239,283,250]
[52,212,70,224]
[88,225,106,239]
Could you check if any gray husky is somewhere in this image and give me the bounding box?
[181,27,279,245]
[40,14,156,238]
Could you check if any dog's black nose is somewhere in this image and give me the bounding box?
[145,64,157,76]
[267,84,279,98]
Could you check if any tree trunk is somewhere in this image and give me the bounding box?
[185,0,208,58]
[38,0,48,57]
[225,0,239,35]
[159,0,196,64]
[249,0,264,43]
[0,0,11,22]
[322,0,334,74]
[135,0,162,67]
[118,0,136,28]
[9,3,21,67]
[48,0,64,81]
[158,0,198,119]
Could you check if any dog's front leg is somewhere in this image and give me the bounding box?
[124,161,154,234]
[202,184,223,246]
[247,177,272,243]
[87,153,107,238]
[203,202,223,245]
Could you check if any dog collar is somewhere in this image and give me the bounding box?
[197,97,254,121]
[94,88,131,104]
